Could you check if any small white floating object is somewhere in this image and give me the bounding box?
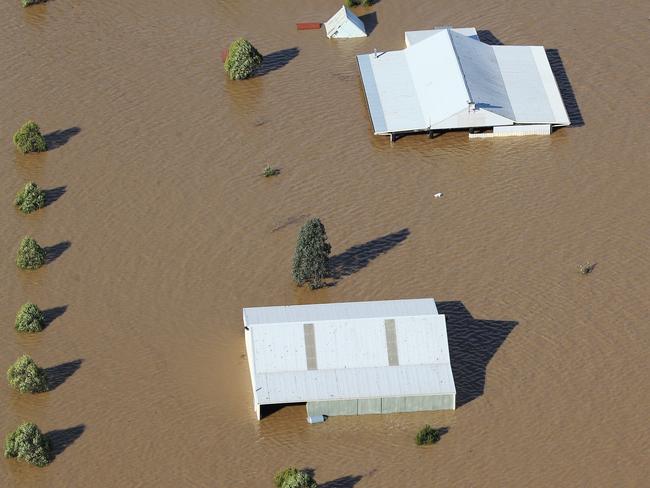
[434,192,444,199]
[307,415,326,424]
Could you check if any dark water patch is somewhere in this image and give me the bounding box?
[271,214,309,233]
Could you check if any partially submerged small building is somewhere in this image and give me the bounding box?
[243,299,456,419]
[357,27,570,140]
[325,6,367,39]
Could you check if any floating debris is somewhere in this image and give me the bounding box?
[577,262,596,275]
[262,164,280,177]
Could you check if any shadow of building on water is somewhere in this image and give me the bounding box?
[46,424,85,460]
[255,48,300,77]
[327,228,410,284]
[545,49,584,127]
[477,30,584,128]
[359,12,378,36]
[437,301,517,407]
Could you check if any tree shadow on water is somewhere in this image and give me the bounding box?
[45,359,83,390]
[319,475,363,488]
[44,186,66,207]
[255,48,300,76]
[42,305,68,329]
[44,127,80,150]
[303,468,363,488]
[327,228,410,283]
[46,424,85,460]
[437,301,517,407]
[44,241,71,264]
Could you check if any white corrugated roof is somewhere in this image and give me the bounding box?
[243,299,455,405]
[357,27,570,134]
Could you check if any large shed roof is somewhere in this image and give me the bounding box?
[357,27,570,134]
[243,299,456,406]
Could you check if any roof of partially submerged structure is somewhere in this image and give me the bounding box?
[357,27,570,134]
[243,299,456,406]
[325,5,367,39]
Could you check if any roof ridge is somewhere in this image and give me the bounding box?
[446,29,473,105]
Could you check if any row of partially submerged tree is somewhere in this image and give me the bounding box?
[5,121,65,468]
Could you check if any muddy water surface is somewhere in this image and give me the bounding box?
[1,0,649,486]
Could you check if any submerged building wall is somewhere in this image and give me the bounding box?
[306,394,455,417]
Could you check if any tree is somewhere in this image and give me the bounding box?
[7,355,48,393]
[415,425,442,445]
[292,218,331,289]
[345,0,373,6]
[274,467,317,488]
[15,303,45,333]
[13,121,47,153]
[4,422,51,467]
[16,236,46,269]
[14,182,46,214]
[224,38,263,80]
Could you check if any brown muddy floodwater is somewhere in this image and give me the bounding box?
[1,0,649,486]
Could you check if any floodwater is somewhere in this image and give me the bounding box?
[1,0,649,486]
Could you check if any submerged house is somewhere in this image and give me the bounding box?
[243,299,456,419]
[325,5,367,39]
[357,27,570,140]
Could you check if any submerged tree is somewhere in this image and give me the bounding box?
[15,302,45,333]
[16,236,46,269]
[14,182,46,214]
[4,422,51,467]
[415,424,442,445]
[274,467,317,488]
[7,355,48,393]
[13,121,47,154]
[292,218,331,289]
[224,38,263,80]
[345,0,373,6]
